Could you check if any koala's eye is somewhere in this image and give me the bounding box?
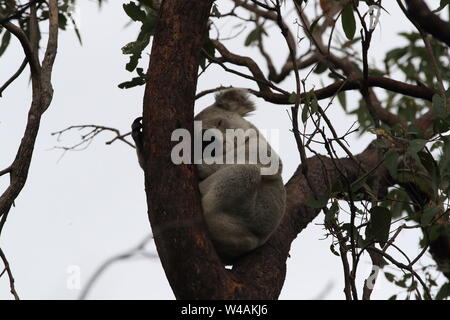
[217,119,223,127]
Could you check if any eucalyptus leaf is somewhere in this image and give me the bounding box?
[421,205,439,226]
[341,4,356,40]
[123,2,146,22]
[337,91,347,111]
[436,283,450,300]
[365,206,392,244]
[305,195,329,209]
[384,149,399,179]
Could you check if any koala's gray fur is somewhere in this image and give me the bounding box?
[132,89,286,264]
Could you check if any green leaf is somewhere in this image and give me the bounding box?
[421,205,439,226]
[313,62,327,74]
[211,4,221,17]
[310,96,318,114]
[337,91,347,111]
[0,30,11,57]
[68,12,83,45]
[123,2,146,22]
[384,149,399,179]
[408,281,418,292]
[58,13,68,30]
[384,272,396,283]
[141,17,158,34]
[341,4,356,40]
[306,195,329,209]
[122,38,150,72]
[341,223,365,248]
[325,200,339,227]
[330,244,340,256]
[395,276,408,288]
[288,92,297,104]
[201,36,215,70]
[428,224,450,242]
[121,12,156,74]
[118,75,146,89]
[432,93,446,119]
[407,139,427,154]
[385,48,408,63]
[397,171,431,195]
[244,26,266,46]
[365,206,392,244]
[301,103,309,124]
[418,151,440,195]
[436,283,450,300]
[119,68,146,89]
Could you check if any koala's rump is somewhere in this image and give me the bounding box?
[249,178,286,241]
[202,175,285,262]
[203,210,260,263]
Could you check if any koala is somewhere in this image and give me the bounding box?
[132,89,286,264]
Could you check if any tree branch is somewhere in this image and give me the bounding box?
[0,0,59,231]
[405,0,450,47]
[40,0,58,98]
[51,125,135,150]
[247,76,436,106]
[233,0,298,76]
[79,235,155,300]
[0,58,28,98]
[0,247,19,300]
[0,19,40,78]
[212,40,282,95]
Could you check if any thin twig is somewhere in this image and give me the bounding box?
[0,247,19,300]
[51,125,135,150]
[0,58,28,98]
[79,235,154,300]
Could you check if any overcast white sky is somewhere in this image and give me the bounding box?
[0,0,446,300]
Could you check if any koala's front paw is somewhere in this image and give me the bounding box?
[131,117,143,143]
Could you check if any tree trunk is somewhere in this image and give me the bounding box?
[141,0,238,299]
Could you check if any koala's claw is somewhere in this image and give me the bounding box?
[131,117,143,140]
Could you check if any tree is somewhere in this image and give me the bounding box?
[0,0,103,300]
[1,0,450,300]
[131,0,450,300]
[0,0,60,300]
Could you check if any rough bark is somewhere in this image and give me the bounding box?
[405,0,450,47]
[142,0,234,300]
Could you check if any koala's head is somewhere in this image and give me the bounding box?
[194,89,257,153]
[195,89,255,129]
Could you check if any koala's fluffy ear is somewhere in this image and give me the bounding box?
[214,89,255,116]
